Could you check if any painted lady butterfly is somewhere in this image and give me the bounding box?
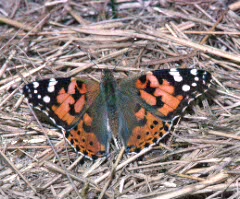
[23,69,212,159]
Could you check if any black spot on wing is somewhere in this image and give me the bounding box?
[83,122,91,133]
[145,82,156,95]
[72,89,82,101]
[134,103,142,112]
[155,97,164,108]
[137,117,147,127]
[69,104,76,115]
[138,75,147,84]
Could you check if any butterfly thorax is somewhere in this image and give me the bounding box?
[100,70,119,137]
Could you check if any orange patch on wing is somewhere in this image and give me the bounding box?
[135,108,146,120]
[79,83,87,94]
[154,88,181,109]
[52,105,78,125]
[140,90,156,105]
[158,80,175,94]
[177,95,184,101]
[68,80,78,94]
[52,96,74,118]
[52,104,69,119]
[136,79,147,89]
[57,93,69,103]
[74,96,86,113]
[62,113,76,125]
[129,126,144,146]
[59,88,66,94]
[158,104,174,116]
[67,80,87,94]
[83,113,93,126]
[147,74,160,87]
[162,79,171,86]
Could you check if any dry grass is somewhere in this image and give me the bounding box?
[0,0,240,199]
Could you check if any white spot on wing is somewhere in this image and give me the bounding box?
[34,90,38,94]
[192,83,197,87]
[194,77,199,81]
[174,75,183,82]
[49,79,58,86]
[37,95,41,99]
[48,86,55,93]
[43,96,51,103]
[33,82,39,88]
[169,71,183,82]
[46,79,58,92]
[170,68,177,72]
[182,84,190,92]
[169,71,179,76]
[190,69,198,76]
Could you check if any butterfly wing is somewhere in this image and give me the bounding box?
[23,77,111,159]
[116,92,172,153]
[118,69,212,152]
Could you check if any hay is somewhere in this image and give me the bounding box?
[0,1,240,198]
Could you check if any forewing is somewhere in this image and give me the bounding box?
[23,77,95,130]
[123,69,212,121]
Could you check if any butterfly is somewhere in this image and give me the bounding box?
[23,68,212,160]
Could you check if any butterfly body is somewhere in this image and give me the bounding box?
[23,68,212,159]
